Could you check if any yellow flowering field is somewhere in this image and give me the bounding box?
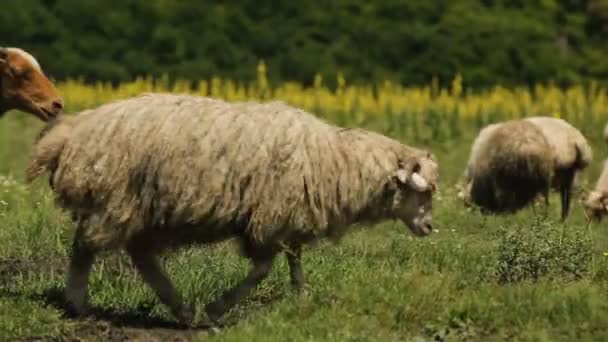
[58,62,607,128]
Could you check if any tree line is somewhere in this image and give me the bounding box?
[3,0,608,88]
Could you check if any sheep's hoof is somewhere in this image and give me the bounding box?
[204,301,223,321]
[292,283,312,296]
[207,325,222,335]
[64,301,90,319]
[173,303,195,326]
[203,303,226,329]
[197,317,223,333]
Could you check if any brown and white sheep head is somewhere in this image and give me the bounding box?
[390,155,438,237]
[583,191,608,223]
[0,47,63,121]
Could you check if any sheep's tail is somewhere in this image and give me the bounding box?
[574,140,592,170]
[558,143,591,221]
[26,116,76,183]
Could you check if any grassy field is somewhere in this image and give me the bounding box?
[1,83,608,341]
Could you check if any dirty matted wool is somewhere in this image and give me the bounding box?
[28,93,433,250]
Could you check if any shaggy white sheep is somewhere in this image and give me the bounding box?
[461,116,591,220]
[27,93,439,325]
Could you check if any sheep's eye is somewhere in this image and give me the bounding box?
[6,65,16,76]
[8,65,23,78]
[21,69,33,80]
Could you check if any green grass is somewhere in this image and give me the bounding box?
[1,109,607,341]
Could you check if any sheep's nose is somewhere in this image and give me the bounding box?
[52,99,64,112]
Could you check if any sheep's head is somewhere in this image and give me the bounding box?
[390,155,438,237]
[583,191,608,223]
[457,181,473,207]
[0,47,63,121]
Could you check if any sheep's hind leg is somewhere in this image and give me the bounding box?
[64,238,96,317]
[559,169,575,222]
[127,247,194,325]
[286,244,305,290]
[204,255,275,324]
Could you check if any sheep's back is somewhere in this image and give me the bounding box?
[524,116,592,169]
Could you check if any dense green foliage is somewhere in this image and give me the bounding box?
[3,0,608,87]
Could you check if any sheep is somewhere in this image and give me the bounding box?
[459,119,554,215]
[0,47,63,121]
[460,116,591,219]
[523,116,592,220]
[26,93,439,325]
[583,159,608,223]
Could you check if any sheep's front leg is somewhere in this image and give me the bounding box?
[537,187,550,219]
[205,255,275,323]
[64,239,96,317]
[286,245,305,290]
[127,247,194,324]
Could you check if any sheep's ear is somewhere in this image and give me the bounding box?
[393,159,413,185]
[0,48,7,70]
[600,192,608,208]
[408,172,430,191]
[602,197,608,212]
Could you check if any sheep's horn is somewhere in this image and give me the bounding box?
[408,172,429,192]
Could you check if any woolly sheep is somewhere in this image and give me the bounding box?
[460,117,591,220]
[27,93,439,325]
[459,120,553,214]
[523,116,592,219]
[583,159,608,223]
[0,47,63,121]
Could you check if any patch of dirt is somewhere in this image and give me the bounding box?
[18,287,217,342]
[24,319,210,342]
[2,251,236,341]
[65,320,208,342]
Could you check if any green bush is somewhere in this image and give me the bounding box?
[496,220,593,283]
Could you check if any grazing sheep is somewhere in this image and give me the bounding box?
[0,47,63,121]
[27,93,439,325]
[583,159,608,223]
[460,120,554,214]
[461,116,591,220]
[523,117,592,220]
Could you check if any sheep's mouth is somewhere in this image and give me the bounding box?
[37,106,57,122]
[411,222,432,237]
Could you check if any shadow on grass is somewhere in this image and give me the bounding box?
[0,256,290,340]
[39,286,213,330]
